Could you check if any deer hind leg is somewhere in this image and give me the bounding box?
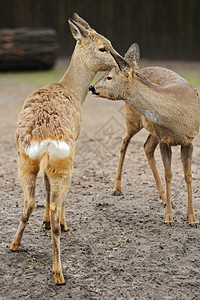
[113,128,139,196]
[48,172,72,285]
[43,173,51,229]
[144,134,166,204]
[10,156,39,251]
[60,202,68,232]
[181,143,197,224]
[159,142,173,223]
[43,173,68,231]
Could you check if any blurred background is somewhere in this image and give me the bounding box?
[0,0,199,101]
[0,0,199,108]
[0,0,200,61]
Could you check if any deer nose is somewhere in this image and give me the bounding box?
[89,85,96,94]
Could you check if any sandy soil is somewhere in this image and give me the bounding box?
[0,59,200,299]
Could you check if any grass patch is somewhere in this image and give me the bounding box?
[0,70,199,91]
[91,72,104,85]
[0,69,63,87]
[183,76,200,87]
[0,69,103,88]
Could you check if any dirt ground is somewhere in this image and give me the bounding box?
[0,59,200,300]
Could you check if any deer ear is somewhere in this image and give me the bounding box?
[71,13,91,30]
[68,18,89,40]
[124,43,140,64]
[110,49,130,72]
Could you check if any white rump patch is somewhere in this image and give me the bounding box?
[143,111,159,123]
[26,140,70,160]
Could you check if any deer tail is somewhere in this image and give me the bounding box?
[40,152,49,174]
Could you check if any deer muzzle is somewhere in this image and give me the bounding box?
[89,85,99,95]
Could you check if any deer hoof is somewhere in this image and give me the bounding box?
[188,214,198,226]
[61,223,69,232]
[54,272,65,285]
[43,220,51,230]
[164,214,174,224]
[10,241,20,251]
[113,190,123,196]
[165,221,174,227]
[189,222,198,228]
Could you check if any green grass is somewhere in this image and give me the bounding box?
[91,72,104,85]
[0,70,199,91]
[0,70,103,87]
[0,69,63,87]
[183,76,200,86]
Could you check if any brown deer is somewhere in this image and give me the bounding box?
[100,44,166,204]
[90,43,200,225]
[10,13,120,285]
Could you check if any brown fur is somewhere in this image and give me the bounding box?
[10,13,120,285]
[17,85,75,148]
[92,43,200,225]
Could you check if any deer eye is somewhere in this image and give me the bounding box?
[99,47,107,52]
[106,76,112,80]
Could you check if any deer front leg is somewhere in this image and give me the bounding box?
[159,142,173,223]
[10,158,38,250]
[181,143,197,225]
[144,134,166,204]
[113,131,133,195]
[113,125,142,196]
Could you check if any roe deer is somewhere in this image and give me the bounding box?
[90,43,200,225]
[97,44,166,203]
[10,13,120,285]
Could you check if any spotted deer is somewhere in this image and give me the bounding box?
[90,43,200,225]
[10,13,120,285]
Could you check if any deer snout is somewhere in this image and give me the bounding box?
[89,85,99,95]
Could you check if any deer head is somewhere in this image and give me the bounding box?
[89,43,140,99]
[68,13,119,72]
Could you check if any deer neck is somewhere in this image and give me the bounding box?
[59,45,95,104]
[125,72,171,124]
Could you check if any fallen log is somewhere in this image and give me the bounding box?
[0,28,59,71]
